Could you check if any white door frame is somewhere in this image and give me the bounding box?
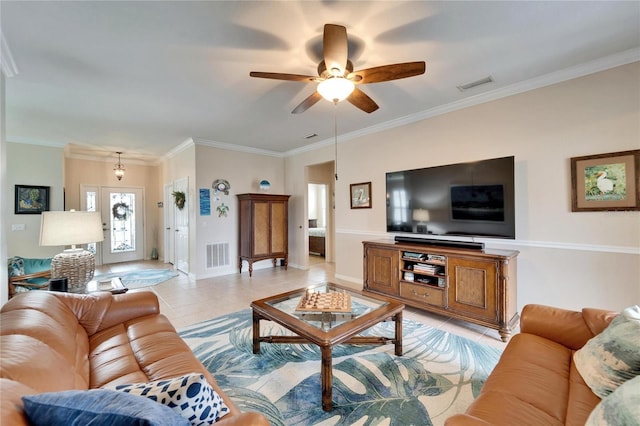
[163,183,175,265]
[173,177,189,274]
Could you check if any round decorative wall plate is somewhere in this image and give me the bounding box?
[212,179,230,195]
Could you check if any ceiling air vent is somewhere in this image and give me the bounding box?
[457,76,494,92]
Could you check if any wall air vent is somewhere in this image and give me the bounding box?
[206,242,230,268]
[457,76,494,92]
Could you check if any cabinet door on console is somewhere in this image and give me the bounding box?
[447,257,498,322]
[365,247,399,295]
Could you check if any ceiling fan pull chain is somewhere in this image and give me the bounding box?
[334,102,339,181]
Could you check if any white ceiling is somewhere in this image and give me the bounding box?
[2,1,639,163]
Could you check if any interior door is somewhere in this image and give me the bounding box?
[101,187,145,264]
[163,183,175,265]
[173,177,189,273]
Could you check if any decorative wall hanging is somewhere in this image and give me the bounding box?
[199,189,211,216]
[213,179,230,195]
[571,149,639,212]
[172,191,186,210]
[112,201,130,221]
[350,182,372,209]
[217,203,229,217]
[15,185,50,214]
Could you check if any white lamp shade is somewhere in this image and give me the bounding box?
[40,211,104,247]
[412,209,431,222]
[317,77,355,102]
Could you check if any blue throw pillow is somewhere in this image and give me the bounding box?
[108,373,230,425]
[22,389,190,426]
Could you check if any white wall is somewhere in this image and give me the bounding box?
[1,73,7,304]
[193,143,286,278]
[286,62,640,312]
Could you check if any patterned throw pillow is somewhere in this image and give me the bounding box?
[108,373,230,425]
[8,256,25,277]
[574,305,640,398]
[586,375,640,425]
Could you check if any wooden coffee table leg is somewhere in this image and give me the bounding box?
[394,311,403,356]
[321,345,333,411]
[252,310,261,354]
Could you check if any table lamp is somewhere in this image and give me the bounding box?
[40,210,104,293]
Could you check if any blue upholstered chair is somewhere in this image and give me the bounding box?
[8,256,52,298]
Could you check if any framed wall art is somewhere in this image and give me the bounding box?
[15,184,50,214]
[350,182,372,209]
[570,149,639,212]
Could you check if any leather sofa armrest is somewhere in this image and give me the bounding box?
[519,304,615,350]
[47,291,160,335]
[93,292,160,334]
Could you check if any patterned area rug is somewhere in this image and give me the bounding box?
[94,269,178,289]
[180,309,502,426]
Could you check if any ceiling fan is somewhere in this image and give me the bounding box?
[250,24,426,114]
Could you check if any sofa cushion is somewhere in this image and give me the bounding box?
[108,373,229,425]
[573,305,640,398]
[22,389,189,426]
[586,375,640,425]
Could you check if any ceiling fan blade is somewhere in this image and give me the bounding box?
[347,88,379,113]
[292,91,323,114]
[349,61,426,84]
[250,71,317,82]
[323,24,348,75]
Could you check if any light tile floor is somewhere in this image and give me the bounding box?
[95,258,515,350]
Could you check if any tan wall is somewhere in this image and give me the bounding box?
[193,144,285,278]
[287,62,640,312]
[6,143,64,259]
[65,157,162,262]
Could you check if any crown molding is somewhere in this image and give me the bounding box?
[1,32,19,78]
[284,49,640,157]
[192,137,284,158]
[162,137,195,161]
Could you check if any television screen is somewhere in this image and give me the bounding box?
[386,156,515,239]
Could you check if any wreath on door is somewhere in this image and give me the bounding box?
[172,191,186,210]
[112,202,130,221]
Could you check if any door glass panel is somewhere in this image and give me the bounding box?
[86,191,97,254]
[110,192,136,253]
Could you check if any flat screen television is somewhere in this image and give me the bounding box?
[386,156,515,239]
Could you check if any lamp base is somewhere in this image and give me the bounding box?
[51,249,95,293]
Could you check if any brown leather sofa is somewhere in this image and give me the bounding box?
[446,304,618,426]
[0,291,269,425]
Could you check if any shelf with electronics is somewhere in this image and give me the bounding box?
[363,239,519,342]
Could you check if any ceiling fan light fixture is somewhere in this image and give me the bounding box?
[317,77,354,103]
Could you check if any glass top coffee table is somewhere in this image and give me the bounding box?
[250,282,405,411]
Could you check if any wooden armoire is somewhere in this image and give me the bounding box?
[237,193,290,276]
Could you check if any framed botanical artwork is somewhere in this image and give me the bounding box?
[15,184,50,214]
[350,182,372,209]
[570,149,640,212]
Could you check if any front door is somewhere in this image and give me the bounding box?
[101,187,145,264]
